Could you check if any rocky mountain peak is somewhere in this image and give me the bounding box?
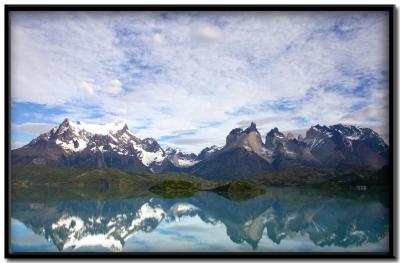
[61,118,70,125]
[286,132,295,140]
[306,124,332,139]
[196,145,221,161]
[302,123,388,168]
[122,123,129,132]
[141,138,164,153]
[265,127,286,150]
[165,147,176,155]
[12,119,389,175]
[224,123,268,160]
[143,137,156,144]
[229,128,243,135]
[55,118,73,133]
[227,123,261,145]
[244,122,258,133]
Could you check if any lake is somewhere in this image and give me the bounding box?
[10,187,389,253]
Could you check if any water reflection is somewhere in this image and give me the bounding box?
[11,187,389,253]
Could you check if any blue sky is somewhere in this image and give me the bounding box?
[10,11,389,152]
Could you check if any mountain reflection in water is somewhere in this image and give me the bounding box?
[10,187,389,253]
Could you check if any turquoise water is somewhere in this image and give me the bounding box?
[10,187,389,253]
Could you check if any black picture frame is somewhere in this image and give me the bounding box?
[4,4,396,259]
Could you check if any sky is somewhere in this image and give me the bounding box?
[10,11,390,153]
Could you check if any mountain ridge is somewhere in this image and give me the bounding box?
[11,119,389,179]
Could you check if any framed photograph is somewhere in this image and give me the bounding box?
[5,5,395,258]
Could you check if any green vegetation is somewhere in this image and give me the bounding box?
[250,164,390,189]
[11,165,219,201]
[10,164,389,202]
[211,180,266,201]
[149,180,200,198]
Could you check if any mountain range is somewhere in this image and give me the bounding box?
[11,118,389,180]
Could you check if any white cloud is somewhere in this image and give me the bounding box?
[10,11,390,153]
[11,11,124,105]
[192,24,223,41]
[151,33,164,45]
[103,79,123,95]
[80,81,95,94]
[13,122,57,134]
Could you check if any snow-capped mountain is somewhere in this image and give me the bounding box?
[12,118,170,172]
[301,124,389,168]
[191,122,388,179]
[11,119,389,177]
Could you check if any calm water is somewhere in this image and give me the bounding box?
[10,187,389,253]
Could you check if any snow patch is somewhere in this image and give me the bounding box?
[175,158,199,167]
[131,140,165,166]
[346,135,361,140]
[56,138,88,152]
[69,120,127,135]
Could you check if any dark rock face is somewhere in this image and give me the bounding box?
[302,124,388,168]
[12,139,68,167]
[192,123,273,179]
[244,122,258,133]
[265,127,286,150]
[224,122,266,155]
[263,127,320,170]
[226,128,245,146]
[142,138,162,152]
[191,148,273,180]
[271,139,320,170]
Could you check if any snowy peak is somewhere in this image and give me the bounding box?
[302,123,388,168]
[304,123,384,146]
[49,119,134,153]
[51,119,130,140]
[50,119,91,152]
[20,119,168,171]
[165,147,198,168]
[329,124,375,141]
[196,145,221,161]
[70,119,129,136]
[306,124,334,139]
[165,147,180,155]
